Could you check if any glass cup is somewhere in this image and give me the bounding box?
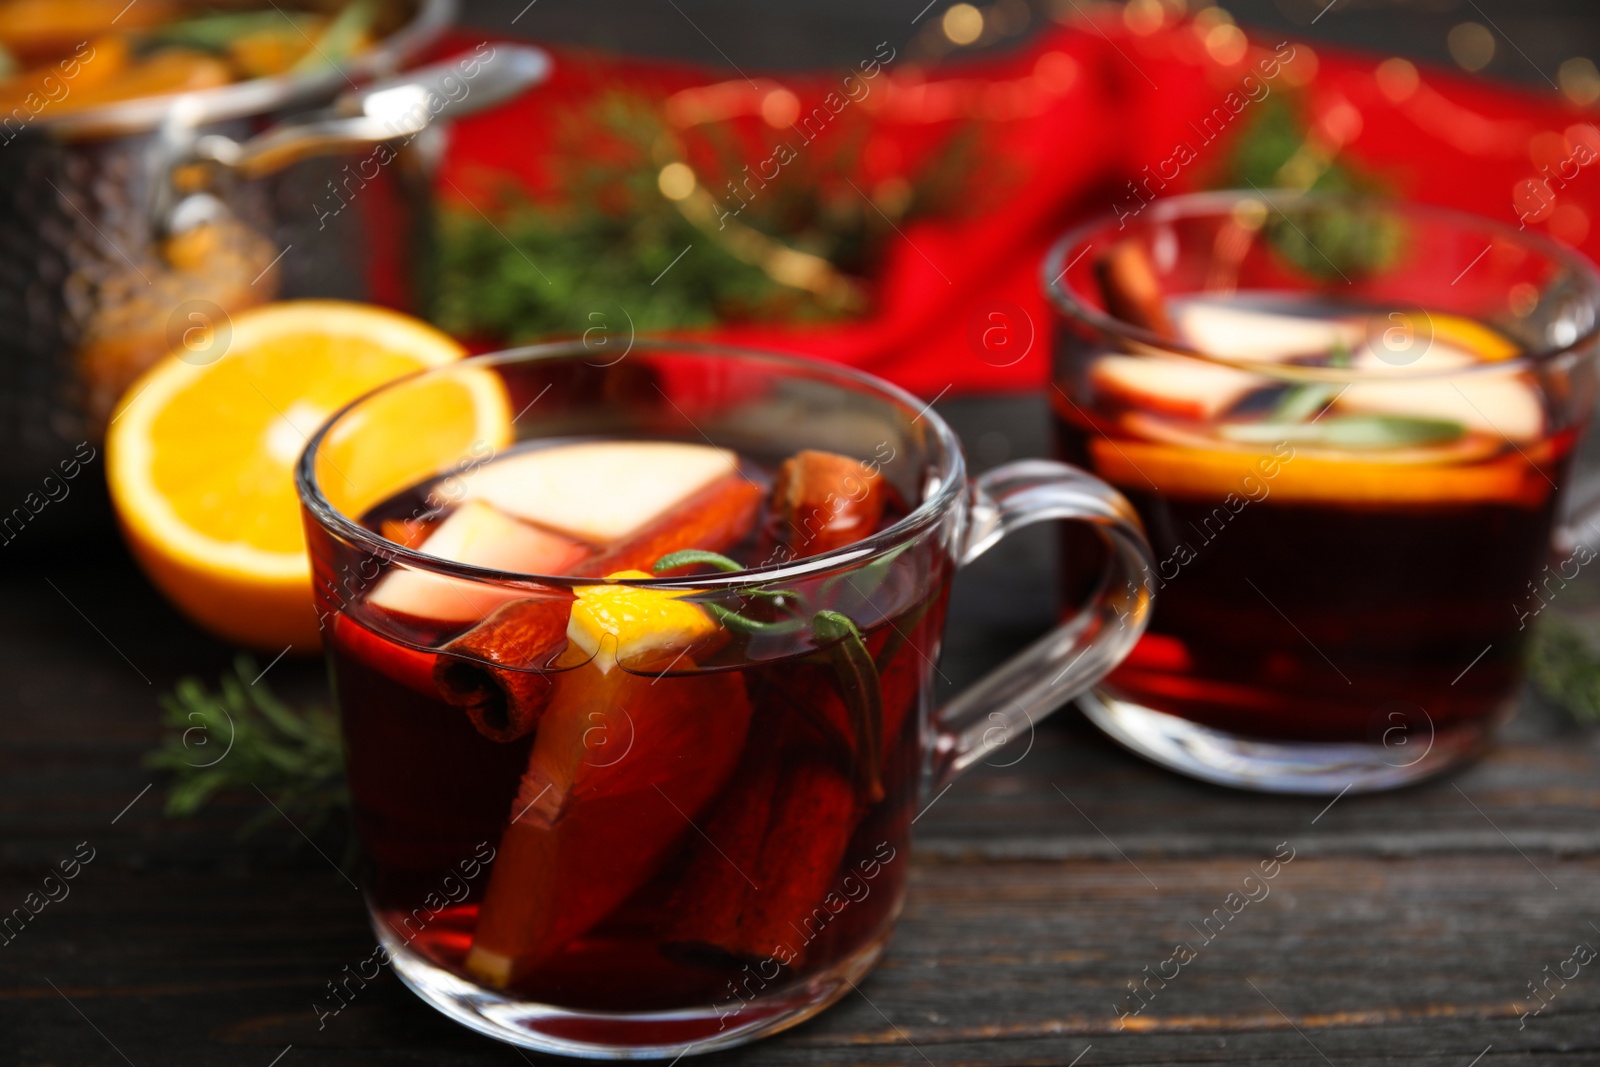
[1043,189,1600,794]
[295,340,1153,1057]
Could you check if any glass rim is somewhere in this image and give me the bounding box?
[1040,188,1600,382]
[295,339,967,589]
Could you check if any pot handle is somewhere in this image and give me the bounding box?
[193,44,550,179]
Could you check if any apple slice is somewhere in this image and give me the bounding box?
[1337,373,1545,443]
[1089,354,1261,421]
[1355,311,1520,368]
[368,501,590,624]
[1171,298,1364,362]
[456,442,740,545]
[1352,338,1476,374]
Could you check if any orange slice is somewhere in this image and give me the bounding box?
[566,570,726,671]
[1090,436,1552,508]
[1429,312,1521,362]
[107,301,510,651]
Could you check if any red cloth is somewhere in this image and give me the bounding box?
[428,16,1600,397]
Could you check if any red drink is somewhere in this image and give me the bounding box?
[1054,363,1575,744]
[1050,281,1592,787]
[297,341,1156,1053]
[313,437,946,1035]
[1044,193,1600,791]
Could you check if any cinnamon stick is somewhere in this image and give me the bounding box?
[591,473,763,574]
[660,601,938,967]
[661,722,783,958]
[662,717,858,967]
[769,450,886,557]
[1095,239,1176,339]
[671,460,900,962]
[727,751,861,963]
[433,596,573,743]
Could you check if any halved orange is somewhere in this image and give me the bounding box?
[107,301,510,651]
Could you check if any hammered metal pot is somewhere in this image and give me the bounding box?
[0,0,548,492]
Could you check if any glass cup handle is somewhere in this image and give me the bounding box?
[1553,477,1600,557]
[929,460,1155,787]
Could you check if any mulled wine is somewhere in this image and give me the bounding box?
[320,437,943,1030]
[1056,283,1579,770]
[298,341,1157,1053]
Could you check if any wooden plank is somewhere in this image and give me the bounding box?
[2,856,1595,1065]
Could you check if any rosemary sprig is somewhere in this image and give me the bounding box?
[653,550,884,799]
[145,10,317,51]
[1221,413,1465,449]
[291,0,374,72]
[653,549,747,574]
[1267,383,1340,424]
[812,610,885,802]
[1527,615,1600,724]
[145,658,347,836]
[1244,345,1466,447]
[653,549,809,633]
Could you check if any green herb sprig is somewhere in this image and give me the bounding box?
[1222,413,1465,449]
[653,550,885,799]
[1213,92,1401,280]
[291,0,374,72]
[1527,615,1600,725]
[145,658,347,836]
[653,549,809,634]
[431,90,987,344]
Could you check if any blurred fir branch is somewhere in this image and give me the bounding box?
[145,658,347,837]
[435,98,791,342]
[432,90,983,343]
[1527,615,1600,725]
[1212,92,1402,281]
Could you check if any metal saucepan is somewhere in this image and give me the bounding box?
[0,0,548,489]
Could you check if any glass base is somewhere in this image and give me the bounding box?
[379,922,889,1059]
[1077,690,1504,794]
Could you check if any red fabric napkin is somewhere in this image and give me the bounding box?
[428,15,1600,397]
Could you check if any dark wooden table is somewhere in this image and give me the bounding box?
[3,395,1598,1067]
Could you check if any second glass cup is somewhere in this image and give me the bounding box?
[296,341,1153,1057]
[1044,190,1600,793]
